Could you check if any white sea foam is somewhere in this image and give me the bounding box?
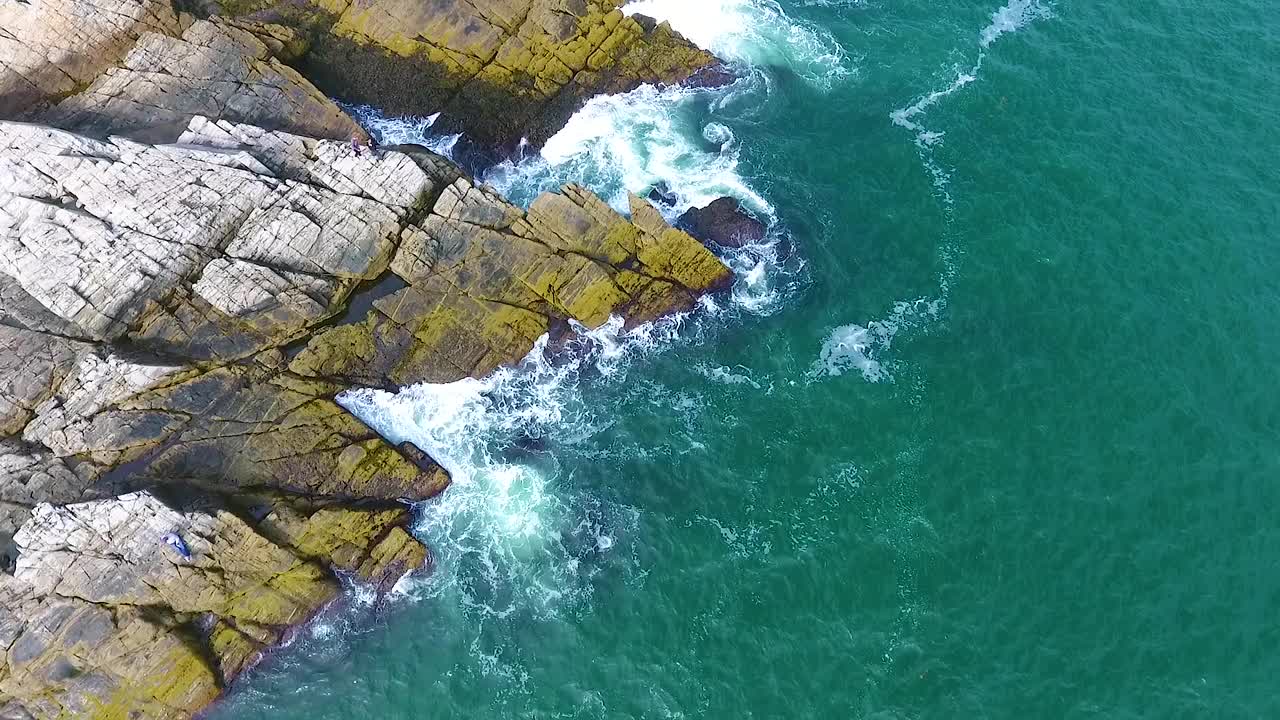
[341,102,461,157]
[338,315,691,620]
[981,0,1054,48]
[622,0,851,88]
[486,83,772,219]
[693,363,769,391]
[809,296,945,383]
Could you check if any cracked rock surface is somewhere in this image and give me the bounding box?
[220,0,719,148]
[0,3,729,714]
[1,114,729,717]
[0,0,184,117]
[2,0,717,152]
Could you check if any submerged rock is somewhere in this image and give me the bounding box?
[648,181,679,208]
[677,197,770,248]
[43,19,363,144]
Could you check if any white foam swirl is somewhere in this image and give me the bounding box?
[341,102,461,157]
[485,83,772,219]
[337,316,690,620]
[622,0,851,88]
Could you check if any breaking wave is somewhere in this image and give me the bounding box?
[341,102,461,157]
[623,0,851,88]
[338,315,694,623]
[334,0,842,666]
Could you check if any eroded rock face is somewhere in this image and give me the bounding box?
[3,0,717,159]
[0,115,730,719]
[0,119,450,718]
[1,118,444,350]
[43,19,364,144]
[0,490,425,717]
[290,179,730,386]
[221,0,717,149]
[0,0,184,117]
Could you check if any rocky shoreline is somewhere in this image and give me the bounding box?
[0,1,732,717]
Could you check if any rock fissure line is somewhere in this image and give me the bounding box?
[0,1,742,716]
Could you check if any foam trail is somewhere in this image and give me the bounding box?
[891,0,1054,185]
[819,0,1054,384]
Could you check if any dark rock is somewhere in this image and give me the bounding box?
[648,181,679,208]
[447,135,511,177]
[684,62,739,90]
[631,13,659,32]
[677,197,769,248]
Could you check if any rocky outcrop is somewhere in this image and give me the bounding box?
[1,114,730,718]
[0,117,455,716]
[0,0,184,116]
[3,0,716,153]
[0,490,424,718]
[0,1,730,715]
[293,180,730,386]
[43,19,364,144]
[216,0,717,149]
[0,2,365,146]
[677,197,769,249]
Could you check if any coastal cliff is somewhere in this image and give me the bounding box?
[1,0,718,150]
[0,2,728,717]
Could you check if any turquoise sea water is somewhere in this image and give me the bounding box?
[210,0,1280,717]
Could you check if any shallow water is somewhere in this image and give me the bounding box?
[210,1,1280,717]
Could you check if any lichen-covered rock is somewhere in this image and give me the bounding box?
[0,490,356,716]
[291,178,729,387]
[0,118,448,353]
[13,492,336,625]
[0,119,453,718]
[219,0,717,149]
[0,113,729,719]
[0,488,432,717]
[0,574,224,719]
[0,327,89,437]
[0,0,732,712]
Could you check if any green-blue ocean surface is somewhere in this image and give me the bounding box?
[210,0,1280,716]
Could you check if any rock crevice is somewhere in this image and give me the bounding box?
[1,116,729,717]
[0,2,732,716]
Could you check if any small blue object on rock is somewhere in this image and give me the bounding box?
[162,532,192,561]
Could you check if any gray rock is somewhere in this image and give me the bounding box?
[43,20,363,144]
[0,0,184,117]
